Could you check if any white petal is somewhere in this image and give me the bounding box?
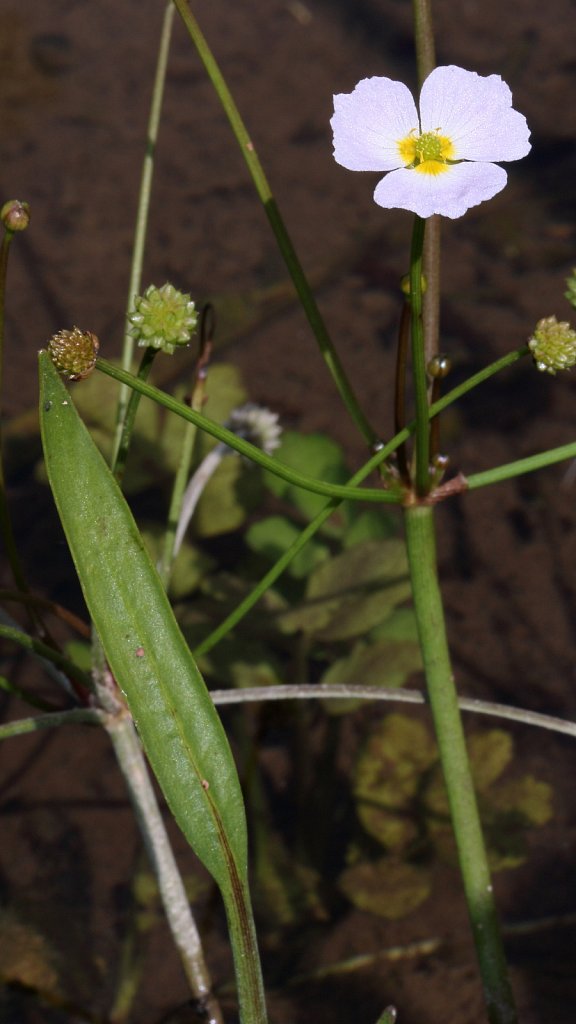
[419,66,531,163]
[331,76,419,172]
[373,161,508,219]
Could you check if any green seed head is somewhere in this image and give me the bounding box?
[128,283,198,354]
[47,327,99,380]
[528,315,576,375]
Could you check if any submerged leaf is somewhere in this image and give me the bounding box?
[354,714,436,851]
[278,539,410,639]
[194,454,262,537]
[320,632,421,714]
[263,431,350,521]
[246,515,330,578]
[338,858,431,919]
[488,774,553,826]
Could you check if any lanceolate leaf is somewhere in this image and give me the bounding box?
[39,354,266,1024]
[40,353,245,885]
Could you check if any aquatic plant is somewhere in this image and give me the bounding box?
[1,2,576,1024]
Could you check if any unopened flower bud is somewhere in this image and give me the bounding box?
[400,273,427,296]
[128,283,197,354]
[528,315,576,375]
[427,354,451,379]
[1,199,30,233]
[47,327,99,380]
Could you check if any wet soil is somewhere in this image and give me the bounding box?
[2,1,576,1022]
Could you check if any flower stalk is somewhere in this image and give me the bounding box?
[408,215,430,496]
[171,0,377,448]
[404,504,517,1024]
[0,205,43,636]
[112,345,159,483]
[113,1,175,466]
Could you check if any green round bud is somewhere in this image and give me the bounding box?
[128,283,198,354]
[528,316,576,375]
[1,200,31,233]
[47,327,99,381]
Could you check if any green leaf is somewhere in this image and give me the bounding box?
[49,361,247,496]
[342,508,397,548]
[39,353,246,887]
[39,353,265,1021]
[194,455,262,538]
[246,515,329,578]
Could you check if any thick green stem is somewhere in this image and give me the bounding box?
[404,504,517,1024]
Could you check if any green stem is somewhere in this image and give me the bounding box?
[466,440,576,490]
[423,217,441,374]
[0,708,104,741]
[194,346,531,657]
[112,346,159,482]
[96,357,402,505]
[0,623,92,693]
[171,0,377,448]
[408,215,430,495]
[113,1,175,466]
[412,0,436,84]
[412,0,441,396]
[222,883,267,1024]
[430,345,528,416]
[193,445,401,659]
[404,504,517,1024]
[159,331,211,587]
[394,301,411,484]
[96,345,530,505]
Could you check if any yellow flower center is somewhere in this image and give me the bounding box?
[397,129,455,175]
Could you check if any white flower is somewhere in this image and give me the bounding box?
[331,65,530,219]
